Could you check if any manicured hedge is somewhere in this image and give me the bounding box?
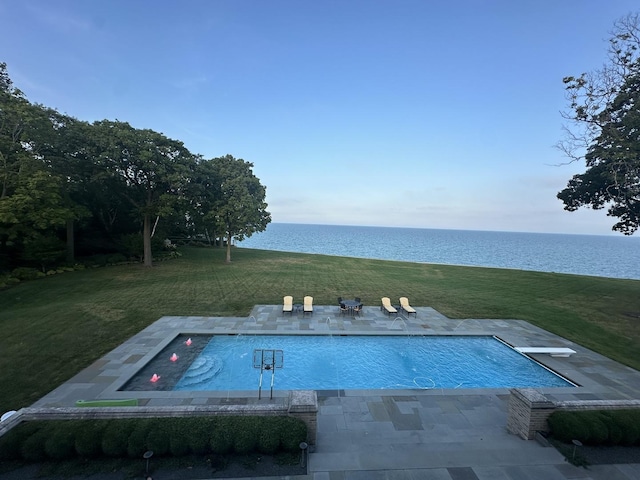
[0,416,307,462]
[548,409,640,445]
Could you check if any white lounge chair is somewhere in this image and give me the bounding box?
[381,297,397,316]
[303,296,313,315]
[399,297,416,317]
[282,295,293,315]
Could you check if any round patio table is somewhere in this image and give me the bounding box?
[340,299,362,315]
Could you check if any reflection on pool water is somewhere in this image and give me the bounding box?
[172,335,575,391]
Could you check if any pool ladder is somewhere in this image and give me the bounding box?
[253,349,283,399]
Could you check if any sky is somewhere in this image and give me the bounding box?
[2,0,639,236]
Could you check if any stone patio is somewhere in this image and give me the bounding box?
[23,304,640,479]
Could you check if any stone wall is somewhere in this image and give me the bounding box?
[0,390,319,445]
[507,388,640,440]
[507,388,556,440]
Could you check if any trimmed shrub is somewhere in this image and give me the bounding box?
[188,418,214,455]
[127,418,153,458]
[581,411,609,445]
[278,417,307,452]
[233,417,257,454]
[45,425,77,460]
[75,421,108,458]
[612,410,640,445]
[168,418,190,457]
[0,422,40,461]
[10,267,42,281]
[209,418,233,454]
[21,428,49,462]
[1,415,311,464]
[101,420,136,457]
[549,409,640,446]
[600,411,623,445]
[548,411,590,443]
[257,419,281,454]
[146,421,172,456]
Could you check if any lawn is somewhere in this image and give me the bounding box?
[1,246,639,414]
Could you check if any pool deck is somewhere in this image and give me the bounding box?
[29,304,640,479]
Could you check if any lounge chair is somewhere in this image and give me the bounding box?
[283,295,293,315]
[399,297,416,317]
[381,297,397,316]
[303,295,313,315]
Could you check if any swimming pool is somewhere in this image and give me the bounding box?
[171,335,575,391]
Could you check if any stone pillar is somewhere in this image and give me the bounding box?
[507,388,556,440]
[288,390,318,445]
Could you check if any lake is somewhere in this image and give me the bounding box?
[238,223,640,280]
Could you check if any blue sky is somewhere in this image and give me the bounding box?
[3,0,639,235]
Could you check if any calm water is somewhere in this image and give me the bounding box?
[238,223,640,280]
[173,335,574,391]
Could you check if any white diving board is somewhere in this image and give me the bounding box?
[515,347,576,358]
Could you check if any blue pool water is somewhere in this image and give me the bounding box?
[173,335,574,391]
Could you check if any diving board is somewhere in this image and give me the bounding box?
[515,347,576,358]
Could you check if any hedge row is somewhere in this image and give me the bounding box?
[548,409,640,445]
[0,416,307,462]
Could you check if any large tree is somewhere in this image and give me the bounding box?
[208,155,271,263]
[93,121,196,266]
[0,64,82,267]
[557,14,640,234]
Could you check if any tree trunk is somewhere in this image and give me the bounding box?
[143,214,153,267]
[225,232,232,263]
[66,218,75,264]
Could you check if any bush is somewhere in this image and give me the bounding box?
[257,420,281,454]
[10,267,42,281]
[1,415,309,464]
[45,425,77,460]
[209,418,233,455]
[167,419,190,457]
[0,422,40,460]
[107,254,128,264]
[21,428,48,462]
[101,420,136,457]
[146,422,171,456]
[612,410,640,445]
[549,409,640,446]
[76,421,108,458]
[581,411,609,445]
[188,418,214,455]
[278,417,307,452]
[548,411,591,443]
[127,419,153,458]
[233,417,257,454]
[84,254,110,267]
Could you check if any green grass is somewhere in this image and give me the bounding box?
[1,246,639,413]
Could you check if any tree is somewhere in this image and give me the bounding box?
[27,107,93,262]
[93,121,196,266]
[557,13,640,234]
[208,155,271,263]
[0,64,84,267]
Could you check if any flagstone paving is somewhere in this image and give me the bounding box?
[26,304,640,479]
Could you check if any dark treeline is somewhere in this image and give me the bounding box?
[0,63,270,271]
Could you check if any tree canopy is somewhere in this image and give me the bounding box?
[207,155,271,263]
[0,63,271,270]
[557,14,640,235]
